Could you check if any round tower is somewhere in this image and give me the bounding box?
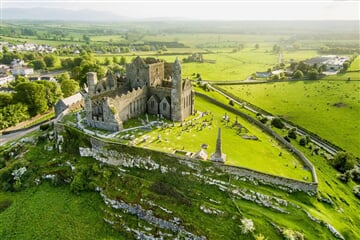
[87,72,98,96]
[171,58,183,121]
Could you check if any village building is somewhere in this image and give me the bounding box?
[55,92,84,117]
[84,57,195,131]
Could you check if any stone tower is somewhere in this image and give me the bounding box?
[210,128,226,163]
[171,58,183,121]
[87,72,98,96]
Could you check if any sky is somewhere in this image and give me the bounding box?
[1,0,359,21]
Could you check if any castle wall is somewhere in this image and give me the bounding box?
[148,62,164,87]
[181,82,194,119]
[66,131,317,195]
[149,87,171,101]
[159,97,171,119]
[147,96,159,116]
[111,87,148,122]
[126,61,150,89]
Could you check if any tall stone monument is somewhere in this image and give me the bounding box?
[210,128,226,163]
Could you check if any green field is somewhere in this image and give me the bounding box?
[0,183,119,239]
[132,95,311,181]
[222,80,360,157]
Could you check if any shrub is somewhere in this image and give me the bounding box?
[329,152,356,173]
[299,137,307,146]
[40,123,50,131]
[260,117,268,124]
[337,171,351,183]
[150,180,191,206]
[353,185,360,199]
[350,167,360,183]
[271,118,284,129]
[284,136,291,142]
[229,100,234,106]
[288,128,297,139]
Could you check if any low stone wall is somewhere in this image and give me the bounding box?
[195,92,318,184]
[217,164,317,194]
[59,126,317,195]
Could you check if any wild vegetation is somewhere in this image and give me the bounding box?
[0,120,359,239]
[1,20,359,239]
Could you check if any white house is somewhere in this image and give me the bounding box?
[10,67,34,76]
[0,75,15,85]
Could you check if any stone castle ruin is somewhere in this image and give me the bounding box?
[84,57,194,131]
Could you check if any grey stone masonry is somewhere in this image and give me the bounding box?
[84,57,194,132]
[210,128,226,163]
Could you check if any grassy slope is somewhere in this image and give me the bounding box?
[0,183,120,240]
[0,119,359,239]
[134,95,311,181]
[222,80,360,157]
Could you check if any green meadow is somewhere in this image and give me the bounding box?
[0,183,119,239]
[222,79,360,157]
[126,95,312,181]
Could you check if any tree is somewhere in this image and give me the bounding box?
[31,59,46,70]
[56,72,71,83]
[0,93,13,108]
[104,57,111,65]
[296,61,309,73]
[0,103,30,129]
[292,70,304,79]
[120,56,126,65]
[79,61,105,86]
[1,52,15,64]
[61,79,80,97]
[14,82,47,116]
[9,76,29,88]
[60,58,74,69]
[82,35,90,44]
[342,61,350,71]
[271,74,280,81]
[36,80,63,108]
[254,43,260,49]
[271,118,285,129]
[330,152,356,173]
[112,56,119,64]
[43,55,58,68]
[307,69,319,80]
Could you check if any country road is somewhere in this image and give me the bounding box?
[0,124,40,146]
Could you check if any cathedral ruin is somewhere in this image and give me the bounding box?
[84,57,194,131]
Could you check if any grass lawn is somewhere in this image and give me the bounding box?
[222,80,360,157]
[348,56,360,71]
[131,95,312,181]
[0,183,120,240]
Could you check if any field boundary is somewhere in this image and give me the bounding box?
[211,84,344,154]
[55,119,318,195]
[195,92,318,184]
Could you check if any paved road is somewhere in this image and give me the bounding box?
[208,83,338,155]
[0,125,40,146]
[0,118,58,147]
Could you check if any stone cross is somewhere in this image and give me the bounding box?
[210,128,226,163]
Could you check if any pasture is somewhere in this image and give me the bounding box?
[222,80,360,157]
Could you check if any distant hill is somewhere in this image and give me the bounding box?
[2,8,128,22]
